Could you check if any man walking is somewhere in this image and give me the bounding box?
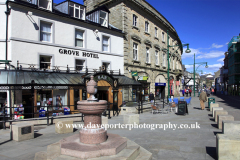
[189,88,192,96]
[182,89,185,96]
[149,92,154,104]
[199,89,207,110]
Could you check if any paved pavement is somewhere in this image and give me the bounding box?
[0,96,220,160]
[208,92,240,121]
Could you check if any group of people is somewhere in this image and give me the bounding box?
[181,88,192,97]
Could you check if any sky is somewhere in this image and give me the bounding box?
[54,0,240,75]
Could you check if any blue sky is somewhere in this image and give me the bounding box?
[54,0,240,75]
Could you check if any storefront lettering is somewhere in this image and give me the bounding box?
[82,52,99,59]
[94,75,113,86]
[59,49,79,56]
[59,49,98,58]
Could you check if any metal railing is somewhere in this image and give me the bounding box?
[0,102,116,130]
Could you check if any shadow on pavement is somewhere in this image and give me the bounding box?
[211,124,218,128]
[34,133,42,138]
[206,146,217,159]
[209,118,215,122]
[213,131,222,136]
[193,107,202,110]
[212,92,240,110]
[0,139,12,145]
[208,114,212,117]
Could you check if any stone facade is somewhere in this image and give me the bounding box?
[84,0,183,98]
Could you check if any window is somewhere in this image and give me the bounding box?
[39,0,52,11]
[75,30,84,47]
[146,47,150,63]
[100,11,108,27]
[162,32,165,42]
[133,43,138,60]
[102,62,110,72]
[133,14,137,27]
[172,40,175,49]
[176,61,178,69]
[102,36,109,52]
[40,21,52,42]
[163,52,166,67]
[155,50,159,65]
[155,27,158,37]
[75,59,85,71]
[145,21,149,32]
[69,3,85,20]
[40,55,52,69]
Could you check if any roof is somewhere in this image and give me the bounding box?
[113,75,141,86]
[0,70,85,86]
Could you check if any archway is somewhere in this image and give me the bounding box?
[155,74,166,99]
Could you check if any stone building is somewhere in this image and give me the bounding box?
[84,0,183,100]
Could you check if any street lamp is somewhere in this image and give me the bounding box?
[193,53,208,97]
[166,30,191,100]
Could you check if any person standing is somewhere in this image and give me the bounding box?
[185,88,188,97]
[189,88,192,96]
[199,89,207,110]
[182,89,185,96]
[149,92,154,104]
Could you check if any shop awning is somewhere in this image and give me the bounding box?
[113,75,141,86]
[0,70,85,86]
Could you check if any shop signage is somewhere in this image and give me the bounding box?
[59,49,99,59]
[138,76,148,81]
[155,83,166,86]
[178,101,188,115]
[131,71,138,76]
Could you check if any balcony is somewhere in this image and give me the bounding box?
[228,36,240,49]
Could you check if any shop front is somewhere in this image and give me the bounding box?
[155,74,166,99]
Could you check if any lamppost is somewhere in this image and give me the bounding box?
[193,53,208,97]
[166,30,191,100]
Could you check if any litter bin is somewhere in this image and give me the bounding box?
[208,97,215,108]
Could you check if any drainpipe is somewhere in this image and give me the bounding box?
[5,1,10,69]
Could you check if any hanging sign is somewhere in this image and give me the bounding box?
[155,83,166,86]
[138,76,148,81]
[131,71,138,76]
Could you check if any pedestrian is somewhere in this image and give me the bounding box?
[189,88,192,96]
[214,88,216,95]
[182,89,185,96]
[185,89,188,97]
[149,92,154,104]
[199,89,207,110]
[211,88,214,94]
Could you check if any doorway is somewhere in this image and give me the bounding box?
[96,90,108,101]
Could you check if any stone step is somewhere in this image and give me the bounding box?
[36,138,150,160]
[135,147,152,160]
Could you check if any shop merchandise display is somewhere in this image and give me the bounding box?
[14,104,24,119]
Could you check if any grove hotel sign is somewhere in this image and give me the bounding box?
[59,49,99,59]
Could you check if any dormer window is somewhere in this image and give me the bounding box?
[100,11,108,27]
[69,2,85,20]
[86,6,110,28]
[38,0,52,11]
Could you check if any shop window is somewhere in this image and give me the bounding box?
[155,50,159,65]
[102,36,109,52]
[146,47,150,63]
[75,59,85,71]
[102,62,110,72]
[69,2,85,20]
[40,21,52,42]
[74,89,79,110]
[145,21,149,32]
[100,10,108,27]
[40,55,52,69]
[133,43,138,60]
[133,14,137,27]
[39,0,52,11]
[0,92,7,115]
[75,29,84,47]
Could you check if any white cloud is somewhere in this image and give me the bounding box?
[181,48,200,59]
[217,58,224,62]
[211,43,224,48]
[196,51,225,59]
[226,42,229,45]
[205,63,223,71]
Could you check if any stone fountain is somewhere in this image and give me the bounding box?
[59,76,127,159]
[34,75,152,160]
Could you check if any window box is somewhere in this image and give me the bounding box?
[132,25,140,31]
[132,60,141,64]
[154,37,159,40]
[145,62,151,65]
[144,31,151,36]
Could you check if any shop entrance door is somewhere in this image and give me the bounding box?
[96,90,108,101]
[22,90,33,118]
